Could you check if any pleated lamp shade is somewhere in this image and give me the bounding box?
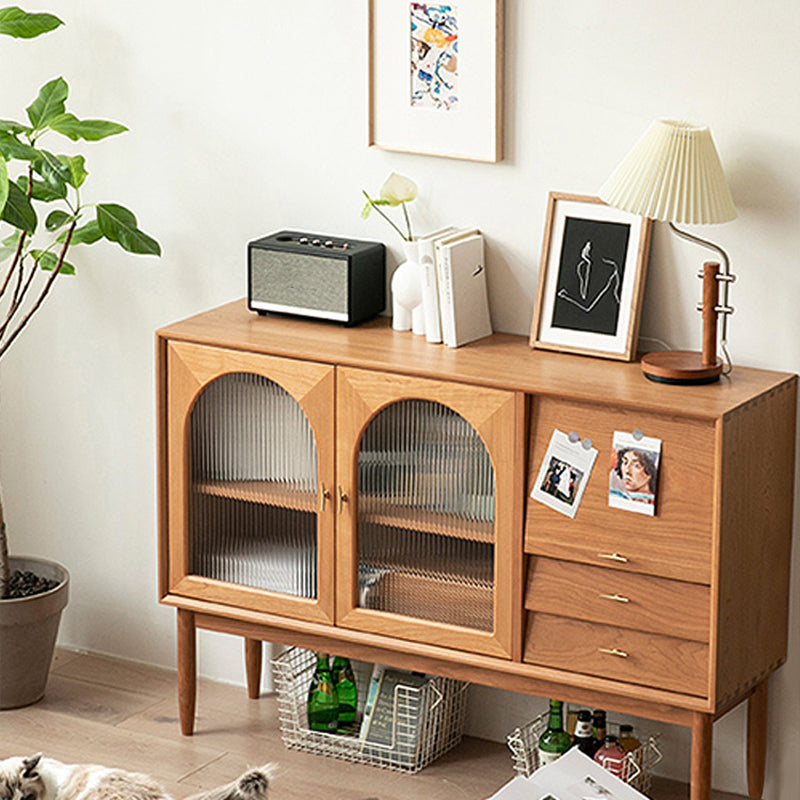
[599,119,736,225]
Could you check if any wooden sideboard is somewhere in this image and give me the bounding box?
[157,299,796,800]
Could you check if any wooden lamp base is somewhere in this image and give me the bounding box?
[641,350,723,384]
[643,261,724,385]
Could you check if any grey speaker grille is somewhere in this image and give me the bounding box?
[251,249,348,315]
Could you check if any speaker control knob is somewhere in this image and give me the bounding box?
[299,237,309,244]
[324,240,334,247]
[312,239,321,246]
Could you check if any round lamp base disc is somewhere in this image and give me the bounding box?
[641,350,723,385]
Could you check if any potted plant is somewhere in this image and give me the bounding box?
[0,6,160,708]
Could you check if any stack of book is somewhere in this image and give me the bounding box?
[417,227,493,348]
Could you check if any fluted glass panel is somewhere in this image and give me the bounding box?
[188,372,318,598]
[357,399,495,631]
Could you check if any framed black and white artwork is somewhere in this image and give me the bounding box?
[530,192,652,360]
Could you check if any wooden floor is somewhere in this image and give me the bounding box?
[0,648,746,800]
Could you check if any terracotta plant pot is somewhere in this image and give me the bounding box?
[0,556,69,709]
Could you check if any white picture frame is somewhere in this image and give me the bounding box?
[368,0,504,162]
[531,192,653,361]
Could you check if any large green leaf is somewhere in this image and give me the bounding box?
[0,130,39,160]
[62,219,102,246]
[0,118,31,135]
[18,173,67,202]
[0,6,63,38]
[30,248,75,275]
[45,209,76,232]
[97,203,161,256]
[1,179,36,231]
[49,113,128,142]
[0,155,7,216]
[26,77,68,130]
[33,148,72,189]
[59,154,87,188]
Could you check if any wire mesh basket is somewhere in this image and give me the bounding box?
[507,710,662,796]
[273,647,469,773]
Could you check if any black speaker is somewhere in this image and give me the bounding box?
[247,231,385,325]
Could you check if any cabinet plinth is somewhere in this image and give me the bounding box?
[157,300,796,800]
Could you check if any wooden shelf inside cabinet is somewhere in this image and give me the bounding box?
[193,480,317,512]
[359,502,495,543]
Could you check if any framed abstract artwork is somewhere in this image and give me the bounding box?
[368,0,503,162]
[530,193,653,361]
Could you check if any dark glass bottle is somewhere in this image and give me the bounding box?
[571,709,595,756]
[307,653,338,733]
[331,655,358,728]
[592,709,607,754]
[537,699,572,765]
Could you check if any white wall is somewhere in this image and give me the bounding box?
[1,1,798,795]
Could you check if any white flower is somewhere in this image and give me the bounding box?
[379,173,418,206]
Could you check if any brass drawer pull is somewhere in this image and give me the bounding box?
[337,486,349,513]
[599,593,630,603]
[597,552,628,563]
[598,647,629,658]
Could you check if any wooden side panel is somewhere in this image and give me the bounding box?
[713,377,797,710]
[526,398,716,584]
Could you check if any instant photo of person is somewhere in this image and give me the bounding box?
[532,429,598,519]
[608,431,662,516]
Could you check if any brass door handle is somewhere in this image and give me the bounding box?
[319,484,331,512]
[598,647,629,658]
[337,486,348,514]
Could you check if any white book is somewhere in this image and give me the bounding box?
[436,231,492,348]
[416,226,458,344]
[434,228,479,347]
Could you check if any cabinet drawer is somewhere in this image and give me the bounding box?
[525,398,715,583]
[524,613,709,697]
[526,557,710,642]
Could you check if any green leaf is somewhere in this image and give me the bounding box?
[62,219,101,245]
[30,248,75,275]
[59,154,87,188]
[97,203,161,256]
[1,179,36,231]
[49,113,128,142]
[26,77,68,130]
[0,130,39,160]
[0,118,32,135]
[0,154,7,216]
[0,6,63,38]
[45,209,75,232]
[0,230,21,262]
[18,173,67,202]
[33,148,72,188]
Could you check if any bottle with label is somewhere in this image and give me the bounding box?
[571,709,596,756]
[618,723,641,753]
[592,709,607,754]
[593,734,627,777]
[537,699,572,765]
[307,653,339,733]
[331,654,358,729]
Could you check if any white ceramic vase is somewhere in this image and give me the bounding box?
[391,240,425,335]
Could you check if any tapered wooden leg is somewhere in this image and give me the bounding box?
[177,609,196,736]
[690,712,713,800]
[747,680,768,799]
[245,637,262,699]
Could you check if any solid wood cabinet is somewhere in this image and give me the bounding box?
[157,300,796,800]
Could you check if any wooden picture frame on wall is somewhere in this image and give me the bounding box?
[530,192,652,361]
[368,0,504,162]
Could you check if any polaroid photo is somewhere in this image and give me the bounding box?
[608,430,662,516]
[532,429,598,519]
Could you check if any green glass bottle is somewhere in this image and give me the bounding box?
[537,699,572,765]
[307,653,339,733]
[331,655,358,729]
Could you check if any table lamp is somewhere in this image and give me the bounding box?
[599,119,737,384]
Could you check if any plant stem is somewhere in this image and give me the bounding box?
[362,191,408,241]
[0,491,8,599]
[0,221,76,361]
[402,201,413,241]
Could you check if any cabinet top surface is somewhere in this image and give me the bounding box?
[157,300,796,419]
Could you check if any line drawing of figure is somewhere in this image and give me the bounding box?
[557,239,621,313]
